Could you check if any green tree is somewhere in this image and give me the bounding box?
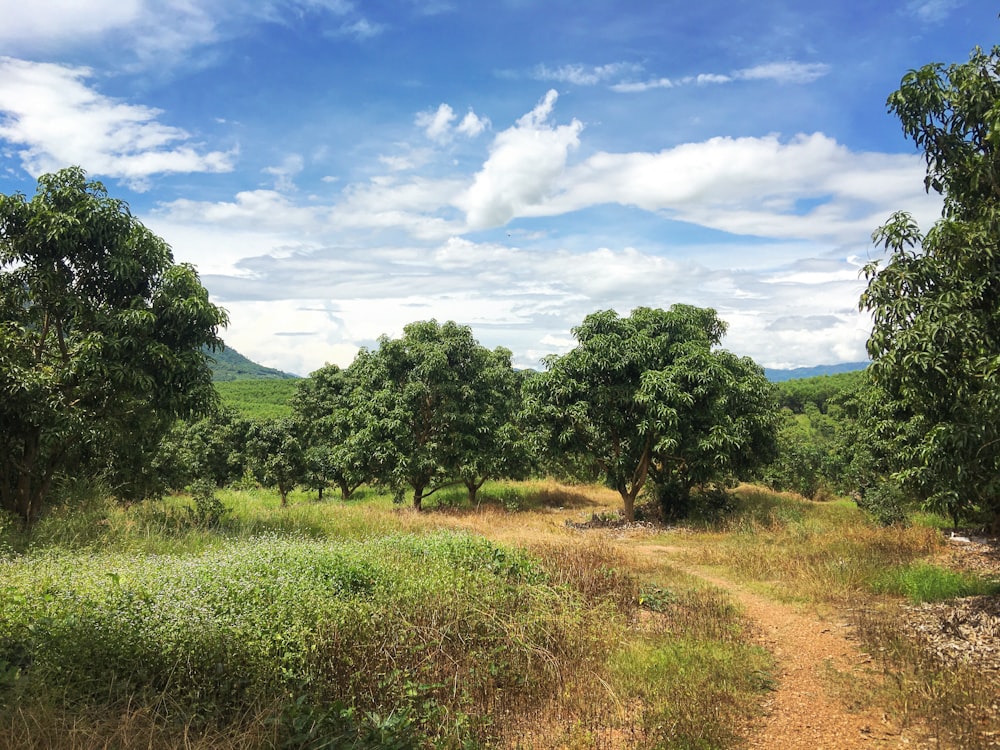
[245,418,306,506]
[529,306,778,522]
[291,364,370,500]
[0,167,227,524]
[861,45,1000,528]
[348,320,521,510]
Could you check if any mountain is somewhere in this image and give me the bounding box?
[764,361,868,382]
[205,345,300,382]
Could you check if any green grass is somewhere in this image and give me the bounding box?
[0,532,622,748]
[215,378,298,420]
[0,482,784,749]
[873,562,1000,603]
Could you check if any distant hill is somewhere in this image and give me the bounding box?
[205,345,300,382]
[764,361,868,383]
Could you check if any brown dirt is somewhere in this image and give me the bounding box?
[429,489,1000,749]
[636,545,919,749]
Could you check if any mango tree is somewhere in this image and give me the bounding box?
[348,320,522,510]
[861,45,1000,528]
[291,364,370,500]
[0,168,227,524]
[529,305,778,522]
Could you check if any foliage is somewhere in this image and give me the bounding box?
[528,305,779,521]
[0,168,227,524]
[291,364,371,500]
[186,478,227,527]
[215,378,298,420]
[347,320,527,510]
[244,418,306,506]
[861,46,1000,528]
[773,370,866,413]
[154,407,251,491]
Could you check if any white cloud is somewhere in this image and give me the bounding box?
[735,62,831,84]
[532,62,642,86]
[907,0,963,22]
[331,17,384,40]
[612,60,829,93]
[0,0,377,66]
[0,0,144,46]
[611,78,675,93]
[457,111,490,137]
[262,153,305,191]
[416,103,490,142]
[0,57,235,187]
[416,103,457,141]
[459,90,583,229]
[506,130,938,242]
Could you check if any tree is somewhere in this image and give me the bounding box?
[861,45,1000,528]
[245,418,306,506]
[0,168,227,524]
[529,306,778,522]
[456,355,534,504]
[291,364,370,500]
[348,320,521,510]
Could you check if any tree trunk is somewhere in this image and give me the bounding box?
[413,483,425,511]
[317,485,324,502]
[337,478,353,500]
[465,477,486,504]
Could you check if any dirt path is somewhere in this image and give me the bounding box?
[636,544,932,749]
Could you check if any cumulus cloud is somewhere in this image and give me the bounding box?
[262,154,305,191]
[417,103,457,141]
[459,90,583,229]
[512,131,937,242]
[457,111,490,137]
[0,57,235,187]
[416,103,490,142]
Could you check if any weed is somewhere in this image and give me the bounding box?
[873,563,1000,603]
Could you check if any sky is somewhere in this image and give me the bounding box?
[0,1,992,375]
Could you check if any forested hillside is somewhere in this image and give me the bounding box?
[206,345,300,381]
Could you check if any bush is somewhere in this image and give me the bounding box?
[858,480,909,526]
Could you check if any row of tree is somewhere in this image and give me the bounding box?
[5,43,1000,529]
[158,309,780,522]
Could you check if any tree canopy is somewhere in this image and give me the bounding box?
[528,305,778,521]
[861,45,1000,528]
[0,167,227,524]
[347,320,524,509]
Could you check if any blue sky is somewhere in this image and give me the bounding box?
[0,1,990,375]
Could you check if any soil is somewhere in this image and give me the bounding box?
[629,532,1000,750]
[647,549,924,748]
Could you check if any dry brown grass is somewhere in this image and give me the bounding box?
[0,698,278,750]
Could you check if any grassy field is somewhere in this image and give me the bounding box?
[214,378,299,420]
[1,482,998,748]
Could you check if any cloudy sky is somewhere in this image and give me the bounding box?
[0,1,989,375]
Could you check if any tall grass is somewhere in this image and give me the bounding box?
[1,481,781,749]
[0,533,628,748]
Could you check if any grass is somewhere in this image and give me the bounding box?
[214,378,298,420]
[6,479,997,748]
[647,484,1000,749]
[873,562,1000,603]
[0,479,779,749]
